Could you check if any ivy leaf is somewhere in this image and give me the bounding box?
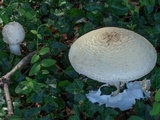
[86,11,103,25]
[128,115,144,120]
[84,3,105,12]
[30,92,44,103]
[100,85,117,95]
[50,41,67,56]
[66,80,84,94]
[25,12,34,20]
[97,106,118,118]
[15,81,32,95]
[31,30,38,34]
[39,47,50,55]
[29,63,41,76]
[5,3,18,15]
[37,34,42,39]
[64,66,79,79]
[69,114,80,120]
[108,0,129,15]
[0,14,9,24]
[41,69,49,75]
[41,59,56,67]
[81,101,98,117]
[31,54,40,64]
[155,89,160,102]
[151,68,160,89]
[32,81,45,92]
[150,102,160,116]
[25,107,42,118]
[66,8,85,22]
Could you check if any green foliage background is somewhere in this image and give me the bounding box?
[0,0,160,119]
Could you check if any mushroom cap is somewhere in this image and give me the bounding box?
[69,27,157,83]
[2,21,25,45]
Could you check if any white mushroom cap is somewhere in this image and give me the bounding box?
[2,21,25,45]
[69,27,157,83]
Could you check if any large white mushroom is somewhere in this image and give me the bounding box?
[68,27,157,110]
[2,21,25,55]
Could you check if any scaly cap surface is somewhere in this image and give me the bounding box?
[69,27,157,82]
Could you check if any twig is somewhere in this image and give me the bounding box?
[0,51,37,115]
[3,83,13,115]
[1,51,37,83]
[0,0,3,5]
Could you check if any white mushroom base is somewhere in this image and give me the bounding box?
[86,79,151,111]
[9,44,21,55]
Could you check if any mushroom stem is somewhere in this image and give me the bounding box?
[9,44,21,55]
[110,82,120,96]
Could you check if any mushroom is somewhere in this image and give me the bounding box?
[68,27,157,110]
[2,21,25,55]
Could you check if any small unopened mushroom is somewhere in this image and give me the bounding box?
[2,21,25,55]
[69,27,157,110]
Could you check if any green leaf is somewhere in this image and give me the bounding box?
[39,2,48,15]
[74,94,86,103]
[37,34,42,39]
[123,0,129,5]
[0,96,5,105]
[103,115,114,120]
[157,53,160,65]
[78,22,95,36]
[5,3,18,16]
[11,69,24,82]
[154,13,160,23]
[41,69,49,75]
[15,81,32,95]
[0,14,9,24]
[29,63,41,76]
[25,12,34,20]
[32,81,45,92]
[31,54,40,64]
[41,59,56,67]
[100,85,117,95]
[0,51,9,60]
[108,0,129,15]
[31,30,38,34]
[86,11,103,25]
[50,41,67,56]
[150,102,160,116]
[69,114,80,120]
[81,101,98,117]
[84,3,105,12]
[7,115,20,120]
[18,8,26,15]
[0,107,6,117]
[64,66,79,79]
[30,92,44,103]
[97,106,118,118]
[25,107,42,118]
[66,80,84,94]
[66,8,85,22]
[140,0,155,6]
[128,115,144,120]
[151,68,160,89]
[39,47,50,55]
[149,0,155,6]
[58,80,71,88]
[155,89,160,102]
[134,100,153,119]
